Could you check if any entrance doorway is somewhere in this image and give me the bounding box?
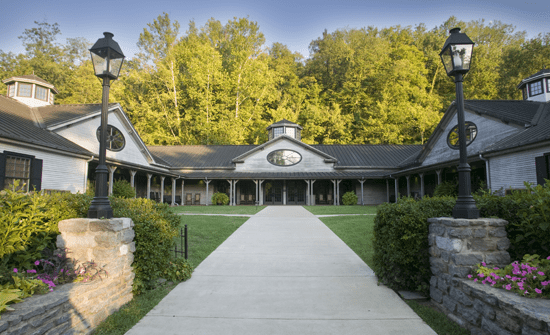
[314,180,333,205]
[264,180,283,205]
[287,180,306,205]
[239,181,256,205]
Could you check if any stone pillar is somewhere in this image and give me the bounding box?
[146,174,152,199]
[406,175,411,197]
[56,218,135,331]
[129,170,137,192]
[428,217,513,333]
[171,177,177,205]
[108,166,117,195]
[420,173,425,198]
[160,176,165,203]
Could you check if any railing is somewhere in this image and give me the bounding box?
[173,225,188,259]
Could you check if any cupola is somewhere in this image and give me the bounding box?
[266,119,303,141]
[517,69,550,103]
[2,75,58,107]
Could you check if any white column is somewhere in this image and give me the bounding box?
[436,169,442,185]
[359,179,365,205]
[205,179,211,206]
[227,180,233,206]
[331,180,336,205]
[253,180,259,204]
[259,180,264,205]
[233,180,239,205]
[394,177,399,202]
[108,165,117,195]
[181,180,185,206]
[130,169,137,190]
[283,180,286,205]
[171,177,177,205]
[406,175,411,197]
[305,180,310,206]
[419,173,425,198]
[386,179,390,203]
[336,180,342,206]
[147,173,152,199]
[310,180,316,206]
[160,176,165,203]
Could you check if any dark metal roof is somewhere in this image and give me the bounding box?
[266,119,302,130]
[0,95,93,155]
[181,170,389,179]
[465,100,541,126]
[148,145,257,168]
[38,103,117,128]
[313,144,422,167]
[518,69,550,89]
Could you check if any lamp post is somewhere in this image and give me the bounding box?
[440,27,479,219]
[87,32,125,219]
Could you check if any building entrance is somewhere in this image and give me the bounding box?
[264,180,283,205]
[287,181,306,205]
[239,180,256,205]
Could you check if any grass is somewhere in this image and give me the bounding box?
[92,214,248,335]
[304,205,378,215]
[320,210,468,335]
[171,205,266,215]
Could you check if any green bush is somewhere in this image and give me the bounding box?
[342,192,358,205]
[373,196,455,295]
[110,197,180,294]
[433,181,458,197]
[211,192,229,205]
[163,258,193,282]
[112,179,136,199]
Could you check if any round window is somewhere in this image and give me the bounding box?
[447,122,477,149]
[96,125,125,152]
[267,150,302,166]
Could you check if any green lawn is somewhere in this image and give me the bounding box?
[171,205,266,215]
[92,215,248,335]
[305,205,378,215]
[320,211,468,335]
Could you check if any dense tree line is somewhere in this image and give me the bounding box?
[2,15,549,145]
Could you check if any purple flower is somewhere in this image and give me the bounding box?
[541,281,548,286]
[481,262,487,267]
[493,267,499,270]
[479,273,485,278]
[535,288,542,294]
[538,271,545,276]
[467,274,472,279]
[474,279,478,282]
[34,260,40,266]
[547,256,550,260]
[26,269,37,274]
[505,284,512,290]
[13,268,18,273]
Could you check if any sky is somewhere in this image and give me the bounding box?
[1,0,549,60]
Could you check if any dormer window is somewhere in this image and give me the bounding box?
[18,83,32,97]
[35,86,48,101]
[273,127,284,138]
[266,119,303,141]
[522,87,528,100]
[285,127,296,137]
[547,78,550,93]
[529,80,543,97]
[7,84,15,97]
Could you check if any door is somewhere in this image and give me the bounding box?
[287,181,306,205]
[264,180,283,205]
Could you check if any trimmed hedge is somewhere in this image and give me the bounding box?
[342,192,358,205]
[373,197,454,295]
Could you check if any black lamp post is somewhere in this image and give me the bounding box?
[87,32,125,219]
[440,27,479,219]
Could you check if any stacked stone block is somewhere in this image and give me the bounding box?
[428,217,550,335]
[0,218,135,335]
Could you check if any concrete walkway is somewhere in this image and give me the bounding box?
[126,206,435,335]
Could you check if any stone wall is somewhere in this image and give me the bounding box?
[0,218,135,335]
[428,217,550,335]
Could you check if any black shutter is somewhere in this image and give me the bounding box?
[30,158,43,191]
[535,155,549,186]
[0,153,5,190]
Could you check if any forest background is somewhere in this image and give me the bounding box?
[1,14,549,146]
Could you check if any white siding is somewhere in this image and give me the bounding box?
[423,111,521,166]
[489,146,550,191]
[0,143,88,193]
[235,139,334,172]
[55,111,150,166]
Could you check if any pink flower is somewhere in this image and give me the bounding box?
[538,271,545,276]
[26,269,36,274]
[493,267,499,270]
[547,256,550,260]
[468,274,472,279]
[535,288,542,294]
[474,279,478,282]
[479,273,485,278]
[34,260,40,266]
[482,262,487,267]
[505,284,512,290]
[541,281,548,286]
[13,268,18,273]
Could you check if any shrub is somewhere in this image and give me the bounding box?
[342,192,358,205]
[433,181,458,197]
[211,192,229,205]
[110,197,180,294]
[373,196,455,295]
[163,258,193,282]
[112,179,136,199]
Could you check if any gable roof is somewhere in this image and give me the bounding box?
[0,95,92,156]
[38,103,117,128]
[518,69,550,89]
[148,145,257,169]
[464,100,542,126]
[266,119,302,130]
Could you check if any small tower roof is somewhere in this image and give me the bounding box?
[517,68,550,90]
[266,119,303,130]
[2,74,59,94]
